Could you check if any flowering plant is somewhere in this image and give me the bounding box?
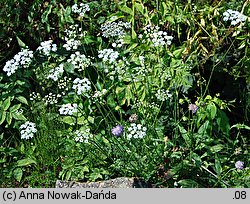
[0,0,249,187]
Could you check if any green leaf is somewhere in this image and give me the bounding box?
[60,116,76,125]
[64,62,75,74]
[16,35,27,48]
[84,35,95,44]
[13,168,23,182]
[87,116,94,124]
[102,137,111,149]
[125,86,132,106]
[77,116,88,125]
[16,96,28,105]
[208,103,217,119]
[96,16,105,24]
[116,86,125,94]
[191,152,202,167]
[124,43,138,54]
[107,94,117,108]
[216,110,230,136]
[81,166,89,173]
[120,5,133,14]
[65,170,72,181]
[178,179,200,188]
[15,80,26,86]
[214,154,222,179]
[64,6,74,23]
[0,158,6,164]
[20,143,25,154]
[236,35,247,40]
[12,112,27,121]
[231,123,250,130]
[88,169,103,181]
[198,120,210,134]
[9,104,21,113]
[17,158,37,167]
[2,97,11,111]
[135,3,144,14]
[131,28,137,39]
[210,144,224,153]
[6,112,12,125]
[41,5,52,23]
[173,48,184,58]
[161,2,167,17]
[0,111,6,125]
[178,125,192,147]
[95,80,102,91]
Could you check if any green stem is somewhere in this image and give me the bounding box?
[202,39,236,98]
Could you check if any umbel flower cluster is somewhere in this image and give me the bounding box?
[30,92,41,101]
[47,63,64,81]
[3,49,33,76]
[101,20,131,38]
[42,93,61,105]
[98,49,119,64]
[111,123,147,139]
[63,24,85,51]
[20,121,37,140]
[140,24,173,47]
[71,3,90,17]
[127,123,147,139]
[155,89,173,101]
[223,9,247,26]
[92,89,107,99]
[67,51,91,72]
[59,103,78,115]
[72,78,91,95]
[36,40,57,56]
[57,76,72,95]
[74,129,93,143]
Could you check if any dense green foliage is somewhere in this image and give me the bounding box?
[0,0,249,187]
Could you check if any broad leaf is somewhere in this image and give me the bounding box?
[17,158,37,167]
[2,97,11,111]
[16,96,28,105]
[13,168,23,182]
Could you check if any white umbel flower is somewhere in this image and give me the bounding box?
[155,89,172,101]
[72,78,91,95]
[59,103,78,115]
[47,64,64,81]
[223,9,247,26]
[74,129,93,143]
[20,121,37,140]
[127,123,147,139]
[72,3,90,17]
[67,52,91,71]
[37,40,57,56]
[101,21,131,38]
[3,49,33,76]
[98,49,119,64]
[141,24,173,47]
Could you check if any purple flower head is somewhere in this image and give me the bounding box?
[235,161,244,170]
[111,124,124,136]
[188,104,198,114]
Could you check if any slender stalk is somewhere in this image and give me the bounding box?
[192,159,229,187]
[202,39,236,98]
